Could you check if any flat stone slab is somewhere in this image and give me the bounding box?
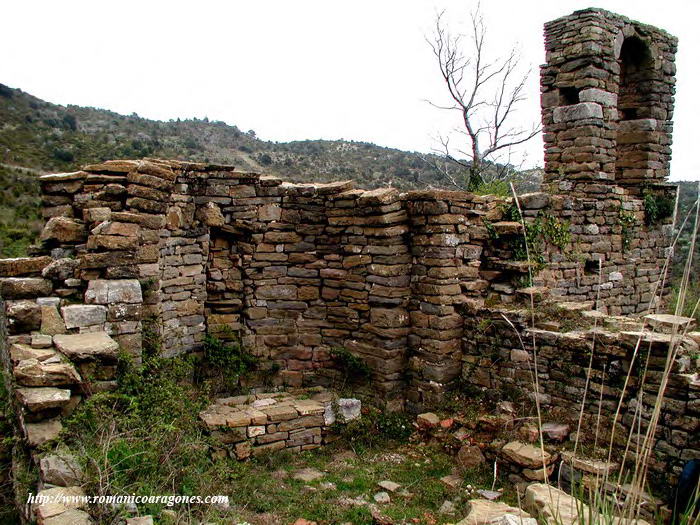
[501,441,555,468]
[85,279,142,304]
[54,332,119,360]
[14,358,81,387]
[378,480,401,492]
[43,509,92,525]
[16,387,71,412]
[40,454,83,486]
[644,313,696,333]
[61,305,107,329]
[457,499,532,525]
[26,419,63,447]
[293,467,325,482]
[560,451,618,475]
[33,486,86,521]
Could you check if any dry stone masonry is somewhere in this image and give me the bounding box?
[0,9,696,520]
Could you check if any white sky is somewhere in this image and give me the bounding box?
[2,0,699,181]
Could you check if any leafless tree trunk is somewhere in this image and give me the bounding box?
[427,6,540,190]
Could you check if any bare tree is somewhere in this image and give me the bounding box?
[427,6,540,190]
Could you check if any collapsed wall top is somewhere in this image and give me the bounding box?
[540,8,677,193]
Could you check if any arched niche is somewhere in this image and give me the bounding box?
[614,33,662,188]
[618,35,656,121]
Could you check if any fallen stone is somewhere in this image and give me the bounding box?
[489,514,538,525]
[501,441,554,468]
[518,424,539,443]
[337,398,361,421]
[457,499,532,525]
[440,474,463,489]
[373,491,390,504]
[522,464,555,481]
[26,419,63,447]
[457,445,487,469]
[560,451,618,475]
[54,332,119,360]
[477,490,502,501]
[417,412,440,428]
[40,454,83,486]
[541,423,570,442]
[440,500,457,515]
[16,387,71,412]
[292,468,325,482]
[378,480,401,492]
[43,509,93,525]
[644,313,696,334]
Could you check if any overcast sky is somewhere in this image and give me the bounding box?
[2,0,698,181]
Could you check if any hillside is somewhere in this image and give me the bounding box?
[0,82,482,191]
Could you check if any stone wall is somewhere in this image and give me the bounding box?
[0,7,694,509]
[462,303,699,491]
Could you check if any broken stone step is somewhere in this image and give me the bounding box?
[40,453,83,486]
[488,260,534,273]
[16,387,71,412]
[501,441,556,468]
[555,301,595,312]
[560,450,618,475]
[14,358,81,387]
[25,419,63,447]
[644,313,696,334]
[53,331,119,361]
[516,286,550,301]
[492,221,524,235]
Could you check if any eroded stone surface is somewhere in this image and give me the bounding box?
[16,387,71,412]
[40,454,83,486]
[53,332,119,360]
[457,499,532,525]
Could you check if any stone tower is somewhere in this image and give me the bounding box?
[540,8,677,194]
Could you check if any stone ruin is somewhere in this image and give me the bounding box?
[0,8,698,516]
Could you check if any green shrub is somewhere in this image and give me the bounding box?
[330,347,371,385]
[336,409,413,451]
[643,190,674,226]
[203,333,256,391]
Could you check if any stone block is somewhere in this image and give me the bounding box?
[40,454,83,486]
[16,387,71,412]
[40,217,86,243]
[54,332,119,360]
[552,102,603,123]
[578,88,617,106]
[14,358,81,387]
[61,305,107,329]
[26,419,63,447]
[0,278,52,299]
[85,279,143,304]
